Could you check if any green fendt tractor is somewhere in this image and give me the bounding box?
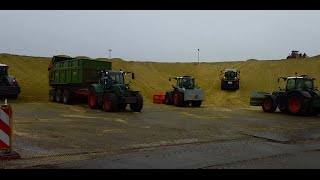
[250,74,320,115]
[164,76,204,107]
[220,69,240,90]
[0,63,20,99]
[88,70,143,112]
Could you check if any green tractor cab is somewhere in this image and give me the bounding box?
[220,68,240,90]
[250,74,320,115]
[88,70,143,112]
[164,76,204,107]
[0,64,20,99]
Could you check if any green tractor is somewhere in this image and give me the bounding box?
[0,63,20,99]
[220,69,240,90]
[250,74,320,115]
[164,76,204,107]
[88,70,143,112]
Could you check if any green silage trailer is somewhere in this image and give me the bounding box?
[48,55,112,104]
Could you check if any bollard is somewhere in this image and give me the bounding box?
[0,99,20,160]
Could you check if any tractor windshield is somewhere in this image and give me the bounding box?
[286,78,314,90]
[224,71,237,79]
[177,78,195,89]
[109,73,124,84]
[0,66,8,77]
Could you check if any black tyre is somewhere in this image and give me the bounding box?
[173,90,183,107]
[88,87,100,109]
[62,89,71,104]
[165,92,172,105]
[49,89,56,102]
[10,94,18,99]
[287,93,310,115]
[55,89,62,103]
[103,93,119,112]
[262,96,277,113]
[130,92,143,112]
[191,101,202,107]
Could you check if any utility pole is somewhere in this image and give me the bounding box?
[198,49,200,63]
[108,49,112,59]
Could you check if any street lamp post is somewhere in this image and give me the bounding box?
[108,49,112,59]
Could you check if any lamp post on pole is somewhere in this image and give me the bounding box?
[108,49,112,59]
[198,49,200,63]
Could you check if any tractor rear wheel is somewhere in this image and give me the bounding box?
[103,93,119,112]
[165,92,172,105]
[55,89,62,103]
[49,89,56,102]
[173,91,183,107]
[287,93,309,115]
[130,93,143,112]
[191,101,202,107]
[88,87,100,109]
[262,96,277,113]
[62,89,71,104]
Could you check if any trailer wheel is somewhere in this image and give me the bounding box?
[191,101,202,107]
[49,89,56,102]
[103,93,119,112]
[88,87,99,109]
[130,92,143,112]
[62,89,71,104]
[262,96,277,113]
[55,89,62,103]
[173,90,183,107]
[165,92,172,105]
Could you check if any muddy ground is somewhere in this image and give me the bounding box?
[1,102,320,169]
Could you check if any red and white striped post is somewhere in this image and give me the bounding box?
[0,99,20,160]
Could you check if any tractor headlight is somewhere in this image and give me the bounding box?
[13,78,16,83]
[182,88,185,90]
[234,77,237,80]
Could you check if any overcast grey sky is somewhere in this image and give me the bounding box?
[1,10,319,62]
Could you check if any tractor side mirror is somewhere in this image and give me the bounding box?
[132,73,135,79]
[169,78,171,81]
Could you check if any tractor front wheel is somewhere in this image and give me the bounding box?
[262,96,277,113]
[165,92,172,105]
[103,93,119,112]
[173,91,183,107]
[130,93,143,112]
[88,87,100,109]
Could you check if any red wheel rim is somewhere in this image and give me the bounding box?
[263,99,271,110]
[89,92,95,106]
[104,97,110,110]
[174,93,179,105]
[289,97,301,113]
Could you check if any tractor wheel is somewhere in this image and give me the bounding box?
[55,89,62,103]
[103,93,119,112]
[221,82,224,90]
[49,89,56,102]
[173,90,183,107]
[88,87,100,109]
[119,103,127,110]
[262,96,277,113]
[191,101,202,107]
[130,92,144,112]
[165,92,172,105]
[62,89,71,104]
[287,93,310,115]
